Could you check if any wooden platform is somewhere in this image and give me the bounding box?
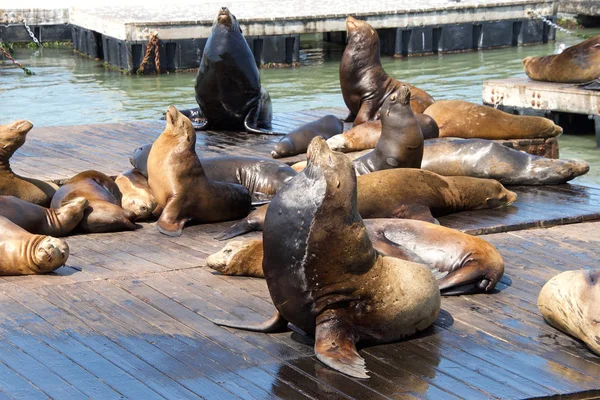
[2,109,600,398]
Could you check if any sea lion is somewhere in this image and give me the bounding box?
[353,85,424,175]
[132,144,296,202]
[538,269,600,356]
[186,7,276,134]
[0,216,69,275]
[421,138,590,185]
[213,137,441,379]
[327,114,439,153]
[424,100,563,139]
[209,219,504,295]
[0,120,58,206]
[271,115,344,158]
[147,106,251,237]
[340,16,435,125]
[51,170,137,233]
[523,36,600,83]
[217,166,517,239]
[0,195,88,237]
[115,169,159,220]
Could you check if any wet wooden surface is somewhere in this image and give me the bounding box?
[1,109,600,398]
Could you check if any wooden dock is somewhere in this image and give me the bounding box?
[2,109,600,399]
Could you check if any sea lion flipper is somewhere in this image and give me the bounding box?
[315,318,368,379]
[370,233,425,264]
[215,205,267,240]
[394,204,437,224]
[157,199,188,237]
[244,108,285,135]
[438,264,494,295]
[212,310,288,333]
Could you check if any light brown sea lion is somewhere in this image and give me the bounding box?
[0,195,88,237]
[115,169,159,221]
[147,106,251,237]
[340,16,435,125]
[424,100,562,139]
[0,120,58,206]
[523,36,600,83]
[51,170,137,233]
[271,115,344,158]
[0,216,69,275]
[327,114,439,153]
[213,137,440,379]
[209,218,504,295]
[217,164,517,239]
[538,269,600,356]
[353,85,424,175]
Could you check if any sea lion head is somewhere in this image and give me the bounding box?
[164,105,196,149]
[215,7,240,31]
[345,16,378,49]
[306,136,356,204]
[381,85,411,117]
[271,138,296,158]
[32,236,69,273]
[54,197,89,233]
[120,191,157,221]
[206,240,264,277]
[0,120,33,159]
[130,144,152,177]
[451,177,517,210]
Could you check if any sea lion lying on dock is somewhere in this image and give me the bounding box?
[538,269,600,357]
[271,115,344,158]
[212,137,441,379]
[423,100,563,139]
[131,144,296,203]
[208,218,505,295]
[115,169,159,221]
[0,195,88,237]
[51,170,137,233]
[0,216,69,275]
[523,36,600,83]
[340,16,435,125]
[147,106,251,236]
[0,120,58,206]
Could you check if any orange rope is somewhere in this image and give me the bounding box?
[137,32,160,74]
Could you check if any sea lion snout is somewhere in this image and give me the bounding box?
[9,120,33,135]
[34,237,69,272]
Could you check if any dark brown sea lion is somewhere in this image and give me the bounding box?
[147,106,251,237]
[421,138,589,185]
[0,216,69,275]
[538,269,600,356]
[131,144,296,202]
[0,120,58,206]
[271,115,344,158]
[209,218,504,295]
[340,16,435,125]
[115,169,159,220]
[0,195,88,237]
[217,166,517,239]
[523,36,600,83]
[327,113,438,152]
[353,85,424,175]
[213,137,440,379]
[185,7,277,134]
[424,100,563,139]
[51,170,137,233]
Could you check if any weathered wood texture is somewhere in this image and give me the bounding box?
[1,108,600,398]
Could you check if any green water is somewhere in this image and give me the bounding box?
[1,30,600,184]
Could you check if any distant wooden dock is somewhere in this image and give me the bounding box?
[2,108,600,399]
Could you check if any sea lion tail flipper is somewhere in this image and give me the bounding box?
[315,318,368,379]
[438,264,492,296]
[244,108,285,135]
[212,311,288,333]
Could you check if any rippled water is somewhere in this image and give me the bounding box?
[1,29,599,183]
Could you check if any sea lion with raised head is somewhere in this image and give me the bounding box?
[185,7,277,134]
[0,216,69,275]
[271,115,344,158]
[213,137,440,379]
[0,120,58,206]
[523,36,600,83]
[132,143,296,202]
[209,219,504,295]
[424,100,563,139]
[538,269,600,356]
[353,85,424,175]
[115,169,159,220]
[341,16,435,125]
[0,195,88,237]
[147,106,251,236]
[51,170,137,233]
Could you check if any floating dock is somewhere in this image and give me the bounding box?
[1,108,600,398]
[482,77,600,146]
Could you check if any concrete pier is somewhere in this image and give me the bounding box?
[0,8,71,43]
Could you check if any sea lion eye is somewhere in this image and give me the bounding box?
[140,206,148,212]
[390,94,397,102]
